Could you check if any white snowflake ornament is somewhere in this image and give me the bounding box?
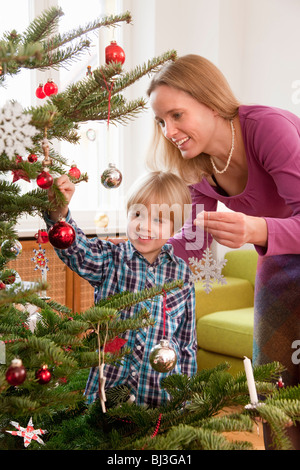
[0,101,38,160]
[189,248,227,294]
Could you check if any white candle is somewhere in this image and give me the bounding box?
[243,356,258,405]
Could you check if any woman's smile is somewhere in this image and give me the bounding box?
[149,84,218,159]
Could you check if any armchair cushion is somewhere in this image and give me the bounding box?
[194,277,254,320]
[197,307,254,359]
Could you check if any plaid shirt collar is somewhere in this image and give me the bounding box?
[123,240,178,266]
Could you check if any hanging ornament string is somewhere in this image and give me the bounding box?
[162,289,171,338]
[96,321,109,413]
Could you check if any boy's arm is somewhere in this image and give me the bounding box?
[44,210,112,288]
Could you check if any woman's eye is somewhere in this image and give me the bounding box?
[173,112,182,120]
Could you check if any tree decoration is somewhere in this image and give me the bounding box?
[36,170,53,189]
[5,358,27,386]
[1,240,22,259]
[28,153,38,162]
[35,83,46,99]
[101,163,122,189]
[68,164,81,179]
[6,417,47,447]
[149,339,177,373]
[48,219,76,249]
[189,249,227,294]
[149,289,177,373]
[0,101,38,160]
[94,213,109,228]
[36,365,52,385]
[12,169,31,183]
[34,229,49,244]
[277,376,285,389]
[31,244,49,274]
[104,336,127,353]
[12,155,31,182]
[43,79,58,96]
[105,40,125,65]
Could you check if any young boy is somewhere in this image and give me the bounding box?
[44,171,197,407]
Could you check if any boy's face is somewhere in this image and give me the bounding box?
[127,203,174,264]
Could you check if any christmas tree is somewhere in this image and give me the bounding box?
[1,6,300,452]
[0,6,178,449]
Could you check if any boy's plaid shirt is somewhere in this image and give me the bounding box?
[45,213,197,407]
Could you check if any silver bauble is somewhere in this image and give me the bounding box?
[1,240,22,259]
[149,339,177,373]
[101,163,122,189]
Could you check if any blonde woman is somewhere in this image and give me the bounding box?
[147,54,300,449]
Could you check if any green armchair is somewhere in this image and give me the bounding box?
[194,249,258,375]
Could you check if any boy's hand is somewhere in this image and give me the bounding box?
[48,175,75,221]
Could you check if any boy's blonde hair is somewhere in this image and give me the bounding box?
[146,54,240,184]
[126,171,192,232]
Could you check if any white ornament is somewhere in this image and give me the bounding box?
[0,101,38,160]
[6,417,47,447]
[189,248,227,294]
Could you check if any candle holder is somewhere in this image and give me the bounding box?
[245,402,265,410]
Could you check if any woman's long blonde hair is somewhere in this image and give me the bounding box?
[146,54,240,184]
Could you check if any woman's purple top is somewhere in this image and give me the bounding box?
[170,104,300,262]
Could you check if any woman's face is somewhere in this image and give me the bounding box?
[149,84,217,159]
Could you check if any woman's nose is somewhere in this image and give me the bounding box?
[163,121,177,140]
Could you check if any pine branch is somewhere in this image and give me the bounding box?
[0,9,132,76]
[106,50,177,96]
[22,6,64,44]
[43,11,132,53]
[0,281,47,307]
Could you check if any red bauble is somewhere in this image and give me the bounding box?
[0,281,6,289]
[35,229,49,244]
[36,84,46,99]
[6,359,27,386]
[44,79,58,96]
[36,170,53,189]
[68,165,81,179]
[48,220,76,249]
[28,153,38,163]
[105,40,125,65]
[5,273,16,284]
[36,365,51,385]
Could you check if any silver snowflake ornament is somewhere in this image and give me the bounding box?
[0,101,38,160]
[189,248,227,294]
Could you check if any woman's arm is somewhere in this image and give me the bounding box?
[168,185,218,263]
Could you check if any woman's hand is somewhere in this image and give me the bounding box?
[48,174,75,221]
[194,211,268,249]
